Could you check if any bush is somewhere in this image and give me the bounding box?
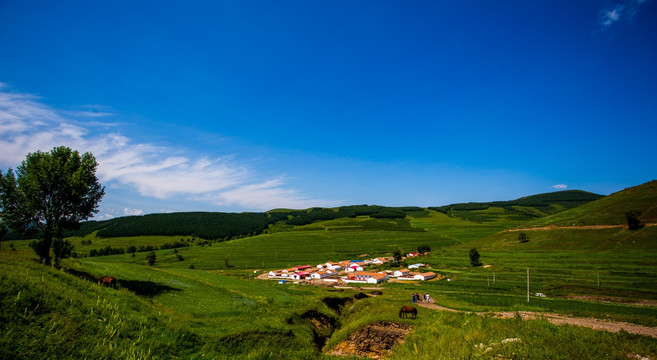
[518,232,529,243]
[146,252,156,266]
[469,248,482,267]
[626,210,644,230]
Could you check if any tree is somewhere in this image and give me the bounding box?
[518,232,529,243]
[0,222,7,250]
[0,146,105,265]
[417,244,431,254]
[51,238,74,267]
[392,249,403,264]
[146,251,157,266]
[626,210,644,230]
[469,248,481,267]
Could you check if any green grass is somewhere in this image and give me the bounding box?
[528,180,657,227]
[3,185,657,359]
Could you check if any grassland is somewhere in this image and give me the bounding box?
[2,182,657,359]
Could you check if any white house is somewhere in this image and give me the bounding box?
[366,274,388,284]
[326,262,343,271]
[268,270,284,278]
[311,271,330,279]
[393,269,410,277]
[414,272,437,281]
[291,271,311,280]
[408,263,425,269]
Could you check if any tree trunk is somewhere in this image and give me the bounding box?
[42,231,53,266]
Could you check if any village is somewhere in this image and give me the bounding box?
[265,252,439,285]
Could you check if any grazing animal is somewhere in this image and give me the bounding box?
[98,276,117,288]
[399,305,417,319]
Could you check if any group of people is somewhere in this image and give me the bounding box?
[411,293,431,303]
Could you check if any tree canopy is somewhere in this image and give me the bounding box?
[0,146,105,265]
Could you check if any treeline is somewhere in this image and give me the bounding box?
[430,190,603,218]
[278,205,408,226]
[64,212,273,240]
[86,240,191,258]
[4,207,422,240]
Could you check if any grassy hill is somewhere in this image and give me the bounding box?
[524,180,657,227]
[429,190,604,224]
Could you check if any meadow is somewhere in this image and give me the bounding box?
[2,183,657,359]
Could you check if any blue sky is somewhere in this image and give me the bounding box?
[1,1,656,218]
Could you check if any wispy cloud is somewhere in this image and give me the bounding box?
[599,0,652,28]
[552,184,568,190]
[123,208,144,216]
[0,84,332,212]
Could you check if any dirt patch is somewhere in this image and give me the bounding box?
[370,291,384,296]
[327,321,412,359]
[354,292,370,300]
[417,303,657,338]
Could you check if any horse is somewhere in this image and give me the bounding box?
[399,305,417,319]
[98,276,117,288]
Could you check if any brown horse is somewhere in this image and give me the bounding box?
[98,276,117,288]
[399,305,417,319]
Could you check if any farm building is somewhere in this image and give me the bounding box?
[291,271,311,280]
[414,272,437,281]
[408,263,425,269]
[311,271,330,279]
[393,269,410,277]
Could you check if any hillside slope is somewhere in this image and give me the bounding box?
[527,180,657,227]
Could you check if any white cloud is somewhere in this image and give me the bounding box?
[123,208,144,216]
[599,0,652,28]
[200,178,338,210]
[0,84,331,212]
[552,184,568,190]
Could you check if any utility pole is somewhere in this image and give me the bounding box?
[527,268,530,303]
[493,272,496,284]
[487,275,490,287]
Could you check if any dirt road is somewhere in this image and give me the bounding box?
[507,223,656,232]
[416,302,657,338]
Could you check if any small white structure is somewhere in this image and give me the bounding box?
[393,269,410,277]
[311,271,330,279]
[366,274,388,284]
[414,272,437,281]
[408,263,425,269]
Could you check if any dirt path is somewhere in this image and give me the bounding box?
[507,223,657,232]
[416,302,657,338]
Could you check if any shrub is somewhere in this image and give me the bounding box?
[469,248,482,267]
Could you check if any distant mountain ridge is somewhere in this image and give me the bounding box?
[2,188,630,240]
[428,190,604,223]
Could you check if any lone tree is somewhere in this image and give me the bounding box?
[146,251,157,266]
[518,232,529,243]
[0,146,104,265]
[417,244,431,254]
[469,248,482,267]
[392,249,403,264]
[626,210,644,230]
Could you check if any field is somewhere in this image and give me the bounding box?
[2,182,657,359]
